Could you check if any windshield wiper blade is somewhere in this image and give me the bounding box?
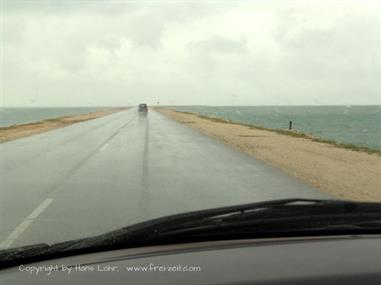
[1,198,381,269]
[100,198,381,242]
[0,243,49,264]
[112,198,381,243]
[45,199,329,249]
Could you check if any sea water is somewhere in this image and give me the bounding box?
[173,106,381,150]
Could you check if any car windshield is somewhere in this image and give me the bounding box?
[0,0,380,254]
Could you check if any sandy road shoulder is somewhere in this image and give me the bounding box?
[157,108,381,202]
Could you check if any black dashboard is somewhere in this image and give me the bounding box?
[1,235,381,284]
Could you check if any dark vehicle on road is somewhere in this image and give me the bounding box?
[138,104,148,112]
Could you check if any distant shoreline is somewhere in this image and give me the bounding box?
[0,108,128,143]
[157,108,381,202]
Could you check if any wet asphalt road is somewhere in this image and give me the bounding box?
[0,108,330,248]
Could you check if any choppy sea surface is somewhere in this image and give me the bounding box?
[172,106,381,150]
[0,107,112,128]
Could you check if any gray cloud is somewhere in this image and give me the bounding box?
[189,35,248,54]
[2,14,26,44]
[3,0,138,16]
[126,16,165,48]
[1,0,380,106]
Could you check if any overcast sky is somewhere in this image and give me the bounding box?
[1,0,380,106]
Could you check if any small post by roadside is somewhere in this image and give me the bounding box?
[289,121,293,130]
